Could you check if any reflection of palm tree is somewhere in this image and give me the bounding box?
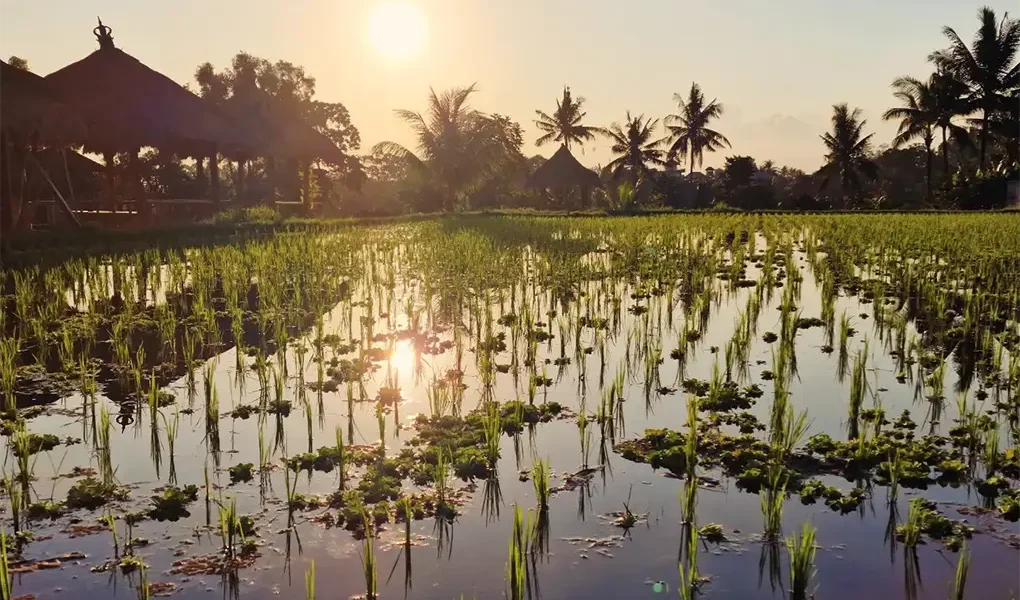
[818,104,879,208]
[883,76,938,204]
[663,83,731,177]
[601,112,665,182]
[534,87,603,150]
[373,84,512,211]
[932,7,1020,168]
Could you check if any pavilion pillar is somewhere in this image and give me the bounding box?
[210,146,220,203]
[195,156,205,191]
[0,133,10,239]
[238,159,247,205]
[128,148,148,223]
[266,157,276,206]
[103,150,116,211]
[3,132,14,235]
[302,162,312,212]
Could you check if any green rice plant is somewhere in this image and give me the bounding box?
[215,495,246,558]
[786,522,817,600]
[848,348,869,439]
[335,426,347,492]
[434,450,450,510]
[102,512,120,558]
[147,373,162,479]
[305,560,316,600]
[983,425,1000,475]
[162,405,180,485]
[376,402,386,454]
[136,563,151,600]
[577,399,592,469]
[482,402,502,469]
[678,519,700,600]
[532,458,550,511]
[951,540,970,600]
[900,498,924,548]
[360,518,378,600]
[97,406,115,486]
[258,419,270,470]
[507,505,534,600]
[3,475,21,535]
[0,337,20,412]
[760,470,787,542]
[0,527,11,600]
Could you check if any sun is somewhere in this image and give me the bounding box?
[368,1,427,62]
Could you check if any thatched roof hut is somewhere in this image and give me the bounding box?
[1,60,86,143]
[220,87,345,164]
[43,20,254,155]
[527,145,600,190]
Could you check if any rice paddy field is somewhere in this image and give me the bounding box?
[1,213,1019,600]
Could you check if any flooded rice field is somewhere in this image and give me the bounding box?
[1,214,1018,599]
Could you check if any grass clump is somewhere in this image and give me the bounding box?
[66,477,129,510]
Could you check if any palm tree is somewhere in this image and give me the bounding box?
[534,87,602,150]
[883,76,938,204]
[373,84,512,211]
[818,104,879,208]
[932,7,1019,168]
[929,67,973,177]
[663,83,731,177]
[601,112,666,183]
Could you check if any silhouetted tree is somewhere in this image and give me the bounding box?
[663,83,731,177]
[929,68,973,178]
[601,112,665,183]
[932,7,1019,168]
[373,85,520,211]
[7,56,28,71]
[534,87,603,150]
[883,76,938,204]
[817,104,879,208]
[722,156,758,189]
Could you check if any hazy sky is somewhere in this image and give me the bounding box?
[0,1,1009,171]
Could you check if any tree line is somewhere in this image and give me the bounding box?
[7,6,1017,215]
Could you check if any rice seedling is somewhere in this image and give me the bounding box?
[482,402,502,469]
[215,495,247,558]
[900,498,924,548]
[360,518,378,600]
[335,426,347,492]
[305,560,316,600]
[532,459,550,511]
[951,540,970,600]
[760,469,787,542]
[97,406,115,486]
[1,527,11,600]
[0,337,20,412]
[786,522,817,600]
[507,505,534,600]
[677,520,700,600]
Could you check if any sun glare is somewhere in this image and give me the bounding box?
[368,1,426,62]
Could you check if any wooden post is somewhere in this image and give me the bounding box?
[210,146,220,203]
[266,157,276,207]
[128,148,148,224]
[302,161,312,212]
[0,132,10,239]
[103,150,116,211]
[3,131,14,234]
[238,159,247,205]
[195,156,205,188]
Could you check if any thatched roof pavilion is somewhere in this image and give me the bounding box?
[527,145,600,190]
[1,60,89,234]
[1,60,86,144]
[44,20,254,156]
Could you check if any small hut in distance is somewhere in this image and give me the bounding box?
[527,144,600,210]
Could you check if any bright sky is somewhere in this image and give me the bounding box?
[0,0,1009,172]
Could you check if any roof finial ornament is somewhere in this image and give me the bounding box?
[94,17,114,49]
